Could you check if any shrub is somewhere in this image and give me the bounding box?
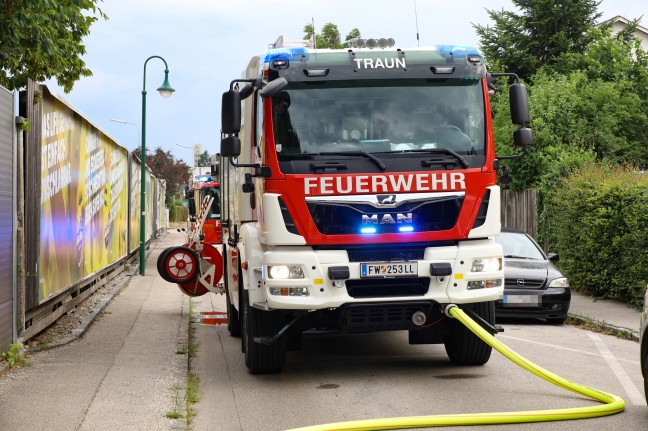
[545,163,648,308]
[168,204,188,223]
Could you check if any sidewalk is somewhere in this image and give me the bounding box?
[0,230,189,431]
[568,291,643,341]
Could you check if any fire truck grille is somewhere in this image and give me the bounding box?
[340,301,433,332]
[307,195,464,235]
[347,248,425,262]
[346,277,430,298]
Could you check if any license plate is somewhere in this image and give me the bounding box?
[360,262,417,278]
[503,294,539,307]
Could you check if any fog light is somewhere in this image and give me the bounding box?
[467,279,503,290]
[269,287,310,297]
[471,257,502,272]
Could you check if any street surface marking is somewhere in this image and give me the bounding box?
[499,334,640,365]
[588,332,646,406]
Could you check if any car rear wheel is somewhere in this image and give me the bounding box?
[444,301,494,365]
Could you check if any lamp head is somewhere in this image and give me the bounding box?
[157,70,175,98]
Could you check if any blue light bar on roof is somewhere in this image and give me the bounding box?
[435,44,481,59]
[262,47,309,64]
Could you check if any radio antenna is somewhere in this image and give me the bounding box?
[414,0,420,47]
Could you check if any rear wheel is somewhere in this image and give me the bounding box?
[226,288,241,337]
[242,290,286,374]
[444,301,494,365]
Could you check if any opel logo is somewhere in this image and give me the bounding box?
[516,279,525,286]
[377,194,397,205]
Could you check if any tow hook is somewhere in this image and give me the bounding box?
[253,315,302,345]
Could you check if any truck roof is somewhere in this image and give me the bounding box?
[261,45,486,81]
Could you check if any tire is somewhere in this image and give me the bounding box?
[226,286,241,337]
[242,290,286,374]
[159,246,199,284]
[444,301,494,365]
[546,317,566,325]
[156,248,173,279]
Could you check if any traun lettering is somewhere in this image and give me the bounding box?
[353,58,406,69]
[304,173,465,195]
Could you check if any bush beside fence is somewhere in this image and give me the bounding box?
[544,163,648,309]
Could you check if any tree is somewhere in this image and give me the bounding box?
[0,0,107,92]
[196,151,211,167]
[303,23,361,49]
[474,0,601,81]
[132,147,191,202]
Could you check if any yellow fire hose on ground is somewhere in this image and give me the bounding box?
[288,304,625,431]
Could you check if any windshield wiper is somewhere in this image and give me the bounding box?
[504,255,534,260]
[299,151,387,171]
[395,148,469,169]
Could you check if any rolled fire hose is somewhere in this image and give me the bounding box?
[287,304,625,431]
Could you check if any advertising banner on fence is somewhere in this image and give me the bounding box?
[39,92,129,301]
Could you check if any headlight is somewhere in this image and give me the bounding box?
[268,265,305,279]
[471,257,502,272]
[548,277,568,288]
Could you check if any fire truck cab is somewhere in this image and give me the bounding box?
[218,43,532,373]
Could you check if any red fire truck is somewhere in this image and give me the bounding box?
[187,175,222,244]
[218,42,532,373]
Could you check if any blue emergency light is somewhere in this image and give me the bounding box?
[263,47,308,64]
[435,44,481,59]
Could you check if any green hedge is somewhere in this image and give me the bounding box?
[543,163,648,308]
[168,204,188,223]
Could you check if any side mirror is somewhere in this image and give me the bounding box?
[259,77,288,99]
[220,135,241,158]
[513,127,533,148]
[221,90,241,134]
[188,196,196,216]
[548,253,559,263]
[509,82,530,126]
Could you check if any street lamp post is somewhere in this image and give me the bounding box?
[176,143,194,168]
[140,55,175,275]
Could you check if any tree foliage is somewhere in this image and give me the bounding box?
[132,147,191,202]
[0,0,107,92]
[474,0,601,81]
[196,150,211,167]
[303,23,361,49]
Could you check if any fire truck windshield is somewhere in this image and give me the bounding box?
[273,79,485,160]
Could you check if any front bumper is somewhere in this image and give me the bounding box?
[495,287,571,320]
[251,239,504,310]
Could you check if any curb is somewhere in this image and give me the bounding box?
[567,312,640,342]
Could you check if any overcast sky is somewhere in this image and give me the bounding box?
[43,0,646,166]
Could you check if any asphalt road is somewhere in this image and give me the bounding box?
[192,295,647,431]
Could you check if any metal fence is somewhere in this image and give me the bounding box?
[0,86,15,353]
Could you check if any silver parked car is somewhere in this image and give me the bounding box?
[641,284,647,402]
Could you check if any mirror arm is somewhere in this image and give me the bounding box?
[497,146,528,161]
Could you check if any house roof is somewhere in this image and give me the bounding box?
[600,15,648,37]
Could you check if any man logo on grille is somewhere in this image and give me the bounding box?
[377,194,396,205]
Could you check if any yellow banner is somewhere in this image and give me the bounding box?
[40,96,129,301]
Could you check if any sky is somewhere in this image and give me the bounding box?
[43,0,646,166]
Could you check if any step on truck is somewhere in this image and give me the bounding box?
[218,41,532,373]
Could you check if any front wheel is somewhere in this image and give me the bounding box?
[242,290,286,374]
[444,301,495,365]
